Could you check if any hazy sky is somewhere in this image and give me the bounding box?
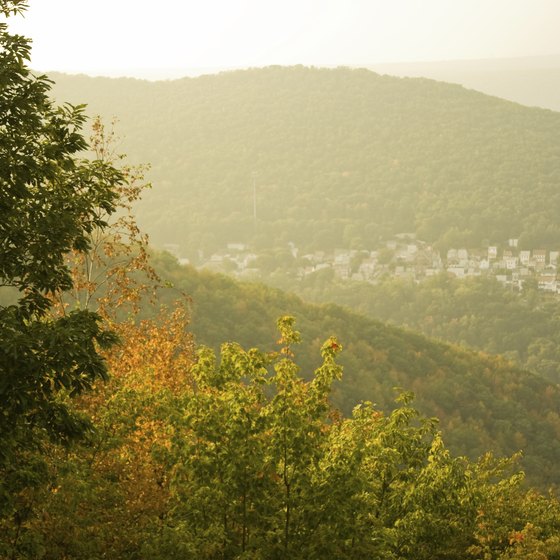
[6,0,560,79]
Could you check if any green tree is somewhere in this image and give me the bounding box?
[0,1,121,553]
[153,317,342,559]
[7,312,560,559]
[154,317,521,559]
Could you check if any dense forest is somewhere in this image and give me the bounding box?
[5,245,560,488]
[150,254,560,489]
[50,66,560,257]
[3,1,560,557]
[261,268,560,384]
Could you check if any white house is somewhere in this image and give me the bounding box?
[519,251,531,265]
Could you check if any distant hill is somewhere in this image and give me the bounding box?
[49,66,560,258]
[369,55,560,113]
[272,269,560,385]
[152,253,560,489]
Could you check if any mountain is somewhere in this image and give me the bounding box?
[152,253,560,489]
[49,66,560,258]
[45,65,560,487]
[369,55,560,113]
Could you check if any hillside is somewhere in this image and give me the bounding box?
[49,66,560,258]
[267,270,560,385]
[152,253,560,488]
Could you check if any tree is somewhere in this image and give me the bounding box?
[27,306,195,560]
[0,1,122,551]
[57,116,160,320]
[154,317,484,559]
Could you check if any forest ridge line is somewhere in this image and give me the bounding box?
[48,65,560,261]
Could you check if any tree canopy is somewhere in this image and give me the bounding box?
[149,255,560,489]
[49,65,560,256]
[286,272,560,385]
[0,0,121,528]
[4,313,559,559]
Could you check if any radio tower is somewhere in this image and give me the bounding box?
[252,171,257,234]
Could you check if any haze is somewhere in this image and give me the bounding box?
[7,0,560,79]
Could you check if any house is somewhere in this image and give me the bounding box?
[447,249,458,263]
[333,261,350,279]
[457,248,469,261]
[394,266,415,280]
[227,243,249,251]
[505,256,518,270]
[314,251,327,263]
[237,268,260,279]
[163,243,180,256]
[447,266,465,278]
[488,246,498,259]
[407,244,418,256]
[538,272,557,292]
[334,252,351,266]
[358,259,376,278]
[238,253,258,269]
[533,250,547,268]
[299,266,315,278]
[519,251,531,265]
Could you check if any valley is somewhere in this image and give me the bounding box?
[4,22,560,552]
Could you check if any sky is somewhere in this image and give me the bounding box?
[5,0,560,79]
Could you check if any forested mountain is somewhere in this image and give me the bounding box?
[49,66,560,258]
[268,271,560,385]
[44,63,560,489]
[152,253,560,489]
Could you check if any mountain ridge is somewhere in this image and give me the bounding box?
[49,65,560,258]
[45,54,560,113]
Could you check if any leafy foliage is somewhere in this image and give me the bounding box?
[22,316,559,560]
[56,117,160,319]
[151,255,560,489]
[20,306,195,560]
[0,3,122,551]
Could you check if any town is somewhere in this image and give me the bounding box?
[165,236,560,294]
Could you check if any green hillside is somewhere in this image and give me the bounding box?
[268,271,560,385]
[152,253,560,489]
[50,66,560,257]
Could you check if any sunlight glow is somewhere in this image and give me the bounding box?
[6,0,560,79]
